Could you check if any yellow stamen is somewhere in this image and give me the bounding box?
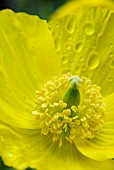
[33,74,105,146]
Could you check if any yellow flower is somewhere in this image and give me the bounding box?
[0,4,114,170]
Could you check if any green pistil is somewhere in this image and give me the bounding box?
[63,76,82,108]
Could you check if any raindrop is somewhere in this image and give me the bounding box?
[108,77,113,82]
[84,23,95,35]
[80,57,84,62]
[16,163,28,170]
[3,146,28,169]
[62,56,68,65]
[3,151,16,162]
[110,43,114,48]
[54,37,61,52]
[109,59,114,69]
[67,16,76,34]
[62,69,71,74]
[75,42,83,53]
[109,52,113,58]
[67,35,73,41]
[66,45,71,50]
[12,18,22,30]
[74,66,81,74]
[55,23,59,29]
[88,52,100,70]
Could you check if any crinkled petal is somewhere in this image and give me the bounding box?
[0,124,114,170]
[49,6,114,96]
[50,0,114,19]
[74,93,114,161]
[0,10,60,128]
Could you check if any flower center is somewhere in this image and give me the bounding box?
[32,74,105,147]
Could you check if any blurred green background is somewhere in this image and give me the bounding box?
[0,0,67,169]
[0,0,67,19]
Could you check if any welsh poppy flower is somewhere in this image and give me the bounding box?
[0,4,114,170]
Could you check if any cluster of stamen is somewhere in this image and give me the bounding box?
[32,74,105,147]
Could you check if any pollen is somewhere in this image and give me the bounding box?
[32,74,105,146]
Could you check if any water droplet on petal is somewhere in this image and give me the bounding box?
[108,77,113,82]
[75,42,83,53]
[110,43,114,48]
[54,37,61,52]
[55,23,59,29]
[68,36,72,41]
[67,16,76,34]
[109,53,113,58]
[109,59,114,69]
[62,69,71,74]
[62,56,68,65]
[88,52,100,70]
[74,66,81,74]
[66,45,71,50]
[84,23,95,35]
[2,146,28,169]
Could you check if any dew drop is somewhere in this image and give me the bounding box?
[3,150,16,162]
[66,45,71,50]
[74,66,81,74]
[109,59,114,69]
[108,77,113,82]
[55,23,59,29]
[62,69,71,74]
[12,18,22,30]
[62,56,68,65]
[88,52,100,70]
[16,163,28,170]
[68,36,72,41]
[67,16,76,34]
[2,146,28,169]
[80,57,84,62]
[84,23,95,35]
[110,43,114,48]
[75,42,83,53]
[54,37,61,52]
[109,52,113,58]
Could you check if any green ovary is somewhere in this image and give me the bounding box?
[32,73,105,147]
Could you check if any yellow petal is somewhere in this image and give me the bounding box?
[0,10,60,128]
[74,93,114,161]
[49,6,114,96]
[0,125,114,170]
[50,0,114,19]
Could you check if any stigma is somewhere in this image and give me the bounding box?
[32,74,105,147]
